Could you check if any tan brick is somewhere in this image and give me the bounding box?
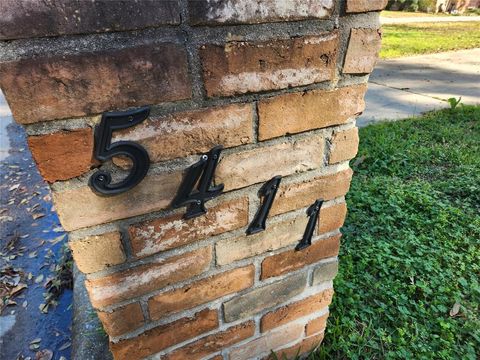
[265,333,325,360]
[343,29,382,74]
[53,171,181,231]
[130,198,248,258]
[216,216,308,266]
[346,0,388,13]
[306,313,329,336]
[260,289,333,332]
[318,203,348,234]
[312,261,339,285]
[200,33,338,97]
[258,84,367,140]
[149,266,254,320]
[69,232,126,274]
[229,323,304,360]
[0,0,180,40]
[0,44,191,124]
[271,169,353,216]
[223,273,306,323]
[110,309,218,360]
[113,103,254,163]
[165,321,255,360]
[189,0,334,25]
[85,246,212,308]
[329,127,359,164]
[216,134,325,191]
[261,235,341,279]
[27,129,94,183]
[97,302,144,337]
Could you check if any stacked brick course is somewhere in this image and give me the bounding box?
[0,1,384,359]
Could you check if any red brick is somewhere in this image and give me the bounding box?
[343,29,382,74]
[270,169,353,216]
[148,266,254,320]
[318,203,348,235]
[110,309,218,360]
[306,313,329,336]
[189,0,334,25]
[258,84,367,140]
[97,302,144,337]
[0,0,180,40]
[85,246,212,308]
[129,198,248,258]
[261,235,341,279]
[164,321,255,360]
[27,129,94,183]
[260,289,334,332]
[265,333,325,360]
[0,43,191,124]
[329,127,360,164]
[346,0,388,13]
[200,33,338,97]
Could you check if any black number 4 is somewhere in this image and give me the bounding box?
[89,107,150,196]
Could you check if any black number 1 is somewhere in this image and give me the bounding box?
[296,199,323,251]
[89,107,150,196]
[247,176,282,235]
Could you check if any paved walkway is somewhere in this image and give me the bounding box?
[381,15,480,24]
[358,48,480,127]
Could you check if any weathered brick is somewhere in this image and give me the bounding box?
[27,129,94,183]
[53,171,181,231]
[306,313,329,336]
[261,289,334,332]
[113,103,254,163]
[189,0,335,25]
[0,44,191,124]
[149,266,254,320]
[69,232,126,274]
[200,33,338,97]
[164,321,255,360]
[216,134,325,191]
[261,235,341,279]
[130,198,248,258]
[329,127,359,164]
[258,84,367,140]
[110,309,218,360]
[312,261,339,285]
[318,203,348,234]
[229,323,304,360]
[346,0,388,13]
[216,217,308,266]
[271,169,353,216]
[97,302,144,337]
[343,29,382,74]
[265,333,325,360]
[0,0,181,40]
[223,273,306,322]
[85,246,212,308]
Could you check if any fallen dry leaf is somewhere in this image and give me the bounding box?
[450,302,461,317]
[35,349,53,360]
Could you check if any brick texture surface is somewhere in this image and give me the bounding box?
[86,246,212,308]
[0,0,180,40]
[69,232,126,274]
[110,309,218,360]
[329,127,360,164]
[319,203,348,234]
[97,302,144,337]
[312,261,339,285]
[27,129,94,183]
[129,197,248,258]
[346,0,388,13]
[200,33,338,97]
[261,235,341,279]
[265,333,325,360]
[0,44,191,124]
[343,29,382,74]
[148,266,254,320]
[306,313,329,336]
[258,84,367,140]
[189,0,334,25]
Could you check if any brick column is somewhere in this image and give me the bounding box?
[0,1,385,359]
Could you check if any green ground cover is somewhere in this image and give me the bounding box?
[380,22,480,58]
[311,106,480,359]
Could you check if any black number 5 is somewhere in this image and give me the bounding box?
[89,107,151,196]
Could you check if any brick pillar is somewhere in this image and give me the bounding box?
[0,1,385,359]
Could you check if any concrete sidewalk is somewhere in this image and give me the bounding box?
[381,15,480,24]
[358,48,480,127]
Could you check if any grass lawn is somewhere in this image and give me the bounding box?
[381,10,446,18]
[380,22,480,58]
[308,106,480,359]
